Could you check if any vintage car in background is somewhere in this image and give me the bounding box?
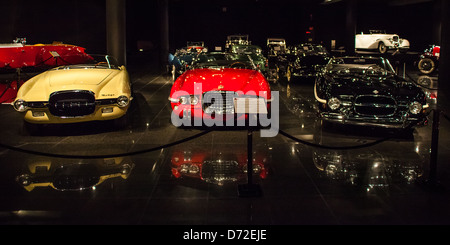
[314,56,428,129]
[12,55,132,132]
[355,30,410,54]
[417,45,440,74]
[225,34,250,51]
[168,41,207,81]
[168,52,271,126]
[16,157,134,192]
[266,38,289,81]
[0,38,92,70]
[229,44,268,74]
[288,43,330,80]
[267,38,287,57]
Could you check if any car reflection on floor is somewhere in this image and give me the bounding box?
[170,143,269,186]
[16,157,134,192]
[312,146,425,192]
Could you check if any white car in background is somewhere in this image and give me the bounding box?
[355,30,410,54]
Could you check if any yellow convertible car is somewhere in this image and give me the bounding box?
[12,55,132,131]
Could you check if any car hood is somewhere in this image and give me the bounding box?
[175,68,266,94]
[328,76,421,98]
[16,67,125,101]
[47,68,118,87]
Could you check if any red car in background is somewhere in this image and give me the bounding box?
[168,52,271,127]
[0,38,92,70]
[417,45,440,74]
[0,38,93,103]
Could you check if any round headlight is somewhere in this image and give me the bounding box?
[179,95,198,105]
[409,101,423,114]
[117,96,129,107]
[189,164,199,174]
[13,99,28,112]
[190,95,199,105]
[16,174,32,186]
[179,96,188,105]
[121,164,133,175]
[327,97,341,111]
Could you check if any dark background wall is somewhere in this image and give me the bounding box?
[0,0,107,53]
[0,0,437,61]
[167,0,435,53]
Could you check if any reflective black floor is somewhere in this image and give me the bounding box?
[1,57,449,233]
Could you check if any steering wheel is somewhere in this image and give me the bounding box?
[229,61,246,68]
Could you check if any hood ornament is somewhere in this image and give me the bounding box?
[218,85,224,90]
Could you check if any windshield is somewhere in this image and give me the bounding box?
[325,57,395,75]
[231,45,262,54]
[296,44,328,55]
[192,52,254,69]
[53,55,121,70]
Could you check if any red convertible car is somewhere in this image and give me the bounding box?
[0,38,92,70]
[168,52,272,127]
[0,38,93,103]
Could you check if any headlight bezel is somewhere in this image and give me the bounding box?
[327,97,341,111]
[409,101,423,115]
[13,99,28,112]
[117,95,130,107]
[179,95,199,105]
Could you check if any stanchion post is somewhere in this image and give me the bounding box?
[428,109,440,186]
[403,62,406,79]
[247,129,253,185]
[238,128,262,197]
[16,68,21,89]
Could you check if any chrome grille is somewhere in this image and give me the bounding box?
[354,95,396,116]
[49,90,96,117]
[202,160,239,183]
[202,91,236,114]
[392,36,400,47]
[53,164,100,191]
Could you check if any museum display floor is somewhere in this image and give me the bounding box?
[1,60,449,231]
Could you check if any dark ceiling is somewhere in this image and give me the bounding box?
[0,0,438,55]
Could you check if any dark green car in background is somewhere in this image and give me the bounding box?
[229,44,268,76]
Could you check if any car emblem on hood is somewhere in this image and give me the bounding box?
[218,85,224,90]
[373,90,379,94]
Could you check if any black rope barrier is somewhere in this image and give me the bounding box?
[278,117,418,150]
[0,109,435,158]
[0,129,212,159]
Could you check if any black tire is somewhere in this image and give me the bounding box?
[378,42,387,54]
[418,58,436,74]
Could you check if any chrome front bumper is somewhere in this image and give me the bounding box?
[319,112,427,129]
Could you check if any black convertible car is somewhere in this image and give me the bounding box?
[314,56,428,128]
[289,43,330,79]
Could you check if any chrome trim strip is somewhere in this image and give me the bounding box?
[314,83,327,104]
